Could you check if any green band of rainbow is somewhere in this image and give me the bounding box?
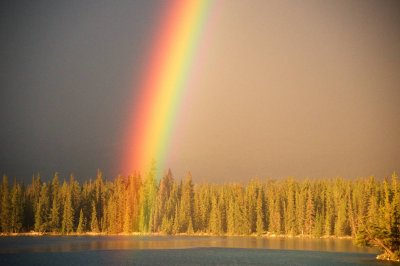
[121,0,211,176]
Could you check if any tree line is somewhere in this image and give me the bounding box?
[0,168,399,259]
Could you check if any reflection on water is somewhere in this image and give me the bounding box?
[0,236,376,254]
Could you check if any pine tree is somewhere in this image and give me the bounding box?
[90,201,99,233]
[267,187,281,234]
[209,193,221,235]
[256,190,264,236]
[226,196,235,235]
[10,181,23,233]
[69,174,81,230]
[154,170,173,232]
[139,162,157,232]
[61,188,74,234]
[3,170,400,261]
[218,190,227,233]
[313,212,324,237]
[347,183,357,236]
[31,174,42,216]
[1,175,11,233]
[34,183,50,232]
[245,181,258,233]
[161,215,172,234]
[131,173,142,232]
[187,218,194,234]
[179,172,194,233]
[389,199,400,259]
[172,204,179,234]
[197,184,211,233]
[304,187,315,235]
[235,187,248,234]
[295,186,306,235]
[285,179,297,235]
[123,199,133,233]
[335,198,348,236]
[324,186,334,236]
[49,173,60,232]
[76,208,85,234]
[107,195,118,234]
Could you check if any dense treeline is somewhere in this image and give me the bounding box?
[0,168,399,259]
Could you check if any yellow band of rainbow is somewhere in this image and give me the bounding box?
[121,0,211,176]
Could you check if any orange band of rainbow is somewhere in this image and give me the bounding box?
[121,0,211,176]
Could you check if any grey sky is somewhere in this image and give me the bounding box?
[1,0,399,182]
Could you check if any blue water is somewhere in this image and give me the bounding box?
[0,236,393,266]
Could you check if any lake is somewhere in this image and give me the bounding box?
[0,236,395,265]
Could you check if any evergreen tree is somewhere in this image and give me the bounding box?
[90,201,99,233]
[2,169,400,261]
[187,218,194,235]
[313,212,324,237]
[1,175,11,232]
[209,194,220,235]
[161,215,173,234]
[31,174,42,216]
[179,172,194,233]
[34,183,50,232]
[218,190,227,233]
[284,179,296,235]
[245,181,258,233]
[107,194,118,233]
[295,186,306,235]
[94,170,105,231]
[10,181,23,233]
[235,187,248,234]
[76,208,85,234]
[69,174,81,230]
[154,170,173,232]
[268,187,281,234]
[172,204,179,234]
[256,190,264,235]
[197,184,211,233]
[123,198,133,233]
[49,173,60,232]
[139,162,157,232]
[226,195,235,235]
[304,187,315,235]
[61,188,74,234]
[335,198,348,236]
[324,186,334,236]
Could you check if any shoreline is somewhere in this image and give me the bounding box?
[0,231,353,239]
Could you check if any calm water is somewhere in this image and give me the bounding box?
[0,236,395,266]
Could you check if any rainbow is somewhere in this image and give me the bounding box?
[121,0,211,176]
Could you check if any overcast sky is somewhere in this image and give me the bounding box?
[1,0,399,183]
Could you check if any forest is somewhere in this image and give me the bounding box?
[0,167,399,260]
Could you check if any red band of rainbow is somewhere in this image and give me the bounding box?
[121,0,211,176]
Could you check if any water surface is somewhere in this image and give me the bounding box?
[0,236,392,266]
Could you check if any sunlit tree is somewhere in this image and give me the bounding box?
[1,175,11,232]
